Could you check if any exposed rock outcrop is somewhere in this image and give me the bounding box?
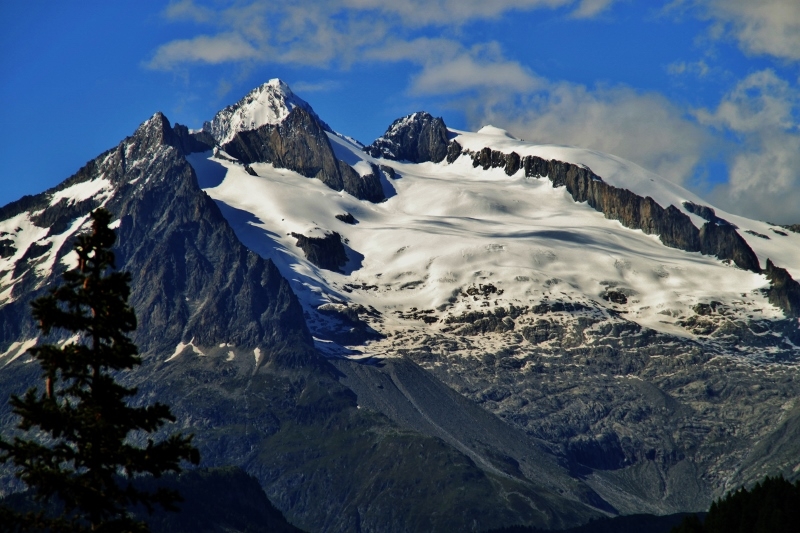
[170,123,215,156]
[221,107,384,202]
[446,140,462,164]
[765,259,800,317]
[698,222,761,272]
[364,112,449,163]
[335,212,358,225]
[290,231,348,272]
[682,201,735,228]
[781,224,800,234]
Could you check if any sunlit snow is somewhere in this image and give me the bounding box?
[188,126,793,357]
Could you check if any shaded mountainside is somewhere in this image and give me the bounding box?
[140,467,308,533]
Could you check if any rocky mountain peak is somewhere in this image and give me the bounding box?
[203,79,330,145]
[363,111,449,163]
[133,112,173,148]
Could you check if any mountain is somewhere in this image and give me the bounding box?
[1,79,799,532]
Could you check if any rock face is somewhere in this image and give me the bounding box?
[698,222,761,273]
[222,107,384,202]
[765,259,800,317]
[335,212,358,225]
[682,201,734,227]
[137,467,306,533]
[364,112,449,163]
[446,140,462,163]
[170,123,215,156]
[290,231,348,272]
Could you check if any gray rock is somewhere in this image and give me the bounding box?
[698,222,761,273]
[682,201,735,228]
[222,107,383,202]
[765,258,800,317]
[364,112,449,163]
[446,140,462,164]
[290,231,348,272]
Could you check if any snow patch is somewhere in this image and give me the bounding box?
[1,338,37,366]
[50,177,112,206]
[166,339,205,362]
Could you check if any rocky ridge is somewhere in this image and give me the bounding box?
[363,111,449,163]
[458,143,762,273]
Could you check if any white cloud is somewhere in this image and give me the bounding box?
[291,80,343,93]
[710,132,800,224]
[570,0,619,19]
[693,0,800,62]
[147,34,261,70]
[411,54,539,94]
[148,0,626,72]
[366,39,541,95]
[695,69,800,223]
[695,69,799,132]
[342,0,620,25]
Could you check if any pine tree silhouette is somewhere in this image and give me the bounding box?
[0,208,199,532]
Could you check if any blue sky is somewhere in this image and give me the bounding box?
[2,1,799,223]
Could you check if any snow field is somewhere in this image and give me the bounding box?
[191,127,785,351]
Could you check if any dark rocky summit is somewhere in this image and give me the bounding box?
[290,231,348,272]
[446,139,463,164]
[170,123,215,156]
[364,111,449,163]
[221,106,384,202]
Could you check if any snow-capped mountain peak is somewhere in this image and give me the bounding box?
[475,125,520,139]
[202,79,329,145]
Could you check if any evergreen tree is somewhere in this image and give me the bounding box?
[0,208,199,532]
[671,475,800,533]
